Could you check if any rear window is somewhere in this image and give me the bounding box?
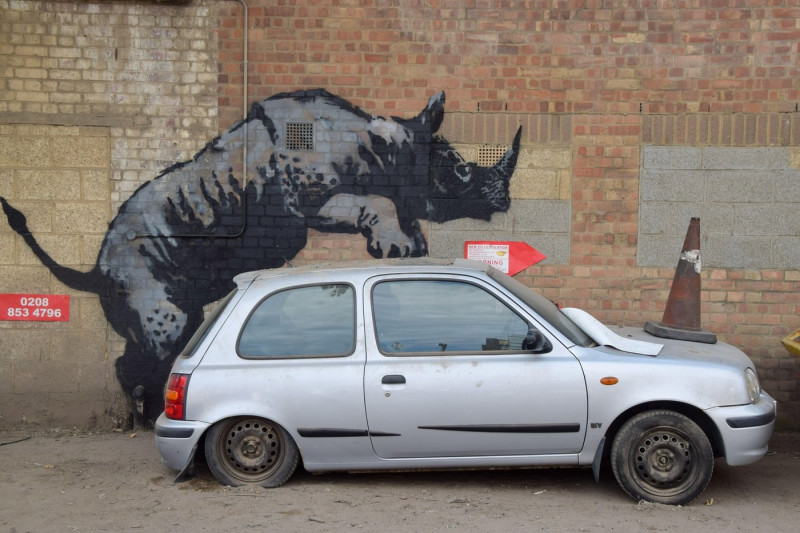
[238,284,355,358]
[180,289,238,358]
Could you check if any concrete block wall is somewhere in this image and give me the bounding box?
[0,0,798,428]
[640,146,800,270]
[0,124,122,426]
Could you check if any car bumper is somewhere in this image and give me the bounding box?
[705,391,777,467]
[154,413,211,472]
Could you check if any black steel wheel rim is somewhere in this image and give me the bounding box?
[629,426,699,497]
[217,419,286,483]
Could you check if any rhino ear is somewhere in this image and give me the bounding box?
[415,91,445,133]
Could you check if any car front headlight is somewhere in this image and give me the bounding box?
[744,368,761,403]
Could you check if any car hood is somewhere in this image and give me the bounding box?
[617,325,754,368]
[563,307,754,369]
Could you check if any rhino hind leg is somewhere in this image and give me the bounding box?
[115,342,177,425]
[115,308,201,425]
[139,301,189,358]
[107,281,202,425]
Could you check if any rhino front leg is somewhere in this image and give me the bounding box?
[314,193,427,258]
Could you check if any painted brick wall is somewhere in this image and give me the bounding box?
[0,0,798,428]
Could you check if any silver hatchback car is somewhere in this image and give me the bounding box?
[155,258,775,505]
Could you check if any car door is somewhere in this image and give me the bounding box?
[192,280,369,443]
[363,274,588,459]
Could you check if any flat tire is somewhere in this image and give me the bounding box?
[205,417,299,488]
[611,410,713,505]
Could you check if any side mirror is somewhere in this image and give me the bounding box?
[522,327,553,353]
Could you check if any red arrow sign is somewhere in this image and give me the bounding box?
[464,241,546,276]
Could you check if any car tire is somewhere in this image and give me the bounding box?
[205,417,299,488]
[610,410,713,505]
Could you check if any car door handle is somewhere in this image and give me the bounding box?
[382,375,406,385]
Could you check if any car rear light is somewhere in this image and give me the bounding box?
[164,373,190,420]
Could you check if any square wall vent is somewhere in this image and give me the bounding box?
[477,144,508,166]
[286,122,314,151]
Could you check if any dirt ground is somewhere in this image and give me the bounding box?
[1,429,798,532]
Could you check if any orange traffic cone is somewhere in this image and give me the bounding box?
[644,217,717,344]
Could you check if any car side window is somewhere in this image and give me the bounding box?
[238,284,355,358]
[372,280,530,355]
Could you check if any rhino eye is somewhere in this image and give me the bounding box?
[456,164,471,182]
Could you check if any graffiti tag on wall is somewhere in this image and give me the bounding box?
[1,89,521,423]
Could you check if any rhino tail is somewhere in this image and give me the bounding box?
[1,197,103,294]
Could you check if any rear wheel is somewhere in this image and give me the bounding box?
[205,417,299,488]
[611,410,713,505]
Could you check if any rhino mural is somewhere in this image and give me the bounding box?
[1,89,521,424]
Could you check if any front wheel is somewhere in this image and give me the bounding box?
[205,417,299,488]
[610,410,713,505]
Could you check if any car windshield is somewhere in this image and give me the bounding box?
[488,268,595,348]
[179,289,238,358]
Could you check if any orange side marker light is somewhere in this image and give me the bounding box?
[600,377,619,385]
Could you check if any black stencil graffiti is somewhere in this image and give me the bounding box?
[1,89,521,424]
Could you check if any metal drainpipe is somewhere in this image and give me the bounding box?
[230,0,249,238]
[132,0,249,239]
[131,0,250,427]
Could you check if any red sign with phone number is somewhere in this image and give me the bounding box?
[0,294,70,322]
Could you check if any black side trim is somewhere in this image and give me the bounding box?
[297,428,403,438]
[418,423,581,434]
[726,411,776,429]
[155,427,194,439]
[368,431,401,437]
[297,428,369,438]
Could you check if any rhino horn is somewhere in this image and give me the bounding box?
[493,126,522,181]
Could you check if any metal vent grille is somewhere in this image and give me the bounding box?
[286,122,314,151]
[477,144,508,166]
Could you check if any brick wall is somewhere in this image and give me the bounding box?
[0,0,219,211]
[0,0,798,428]
[217,0,798,428]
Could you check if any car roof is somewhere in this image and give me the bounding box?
[233,258,492,287]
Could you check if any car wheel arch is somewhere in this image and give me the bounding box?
[200,415,306,487]
[199,414,308,467]
[597,401,724,464]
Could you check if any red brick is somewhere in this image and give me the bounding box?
[196,0,800,425]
